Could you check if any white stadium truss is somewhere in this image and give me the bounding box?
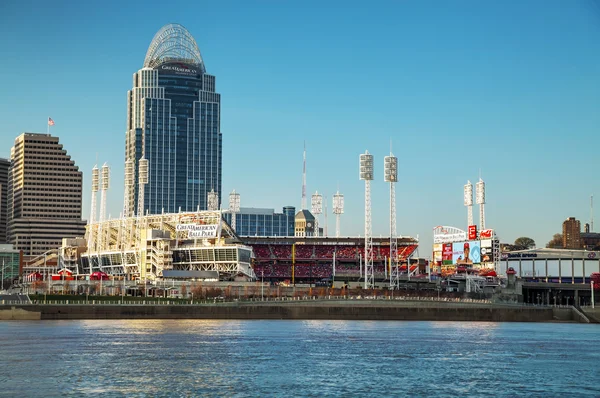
[61,210,255,281]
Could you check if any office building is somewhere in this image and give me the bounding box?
[562,217,581,249]
[0,158,9,243]
[7,133,86,256]
[125,23,222,216]
[223,206,295,237]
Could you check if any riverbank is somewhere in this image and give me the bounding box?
[1,299,590,322]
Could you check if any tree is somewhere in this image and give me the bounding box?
[514,237,536,250]
[546,233,563,249]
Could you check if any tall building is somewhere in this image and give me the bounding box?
[295,210,316,237]
[562,217,581,249]
[223,206,295,237]
[125,23,222,217]
[0,158,9,243]
[7,133,86,256]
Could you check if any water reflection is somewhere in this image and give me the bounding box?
[0,321,599,397]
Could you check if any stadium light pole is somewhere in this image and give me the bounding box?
[207,189,219,211]
[333,191,344,238]
[476,178,486,230]
[229,190,241,232]
[385,153,398,290]
[311,191,323,236]
[464,180,473,229]
[360,151,374,289]
[88,165,99,258]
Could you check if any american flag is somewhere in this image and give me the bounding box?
[48,117,55,126]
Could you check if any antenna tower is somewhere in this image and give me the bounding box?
[360,151,374,289]
[302,141,307,210]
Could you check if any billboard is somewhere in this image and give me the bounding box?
[442,243,453,265]
[176,223,221,238]
[433,244,442,263]
[452,241,481,265]
[468,225,477,240]
[481,239,494,263]
[480,229,494,239]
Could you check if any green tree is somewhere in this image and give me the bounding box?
[546,233,563,248]
[514,237,536,250]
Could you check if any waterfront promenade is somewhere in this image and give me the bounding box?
[2,296,597,323]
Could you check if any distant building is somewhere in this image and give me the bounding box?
[295,210,316,237]
[562,217,581,249]
[7,133,86,256]
[0,158,9,243]
[0,244,21,288]
[581,232,600,250]
[223,206,295,237]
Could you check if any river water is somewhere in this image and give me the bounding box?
[0,320,599,397]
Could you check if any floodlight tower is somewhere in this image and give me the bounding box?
[360,151,374,289]
[97,163,110,267]
[122,159,134,218]
[207,189,219,211]
[137,157,149,218]
[464,180,474,228]
[311,191,323,237]
[229,190,241,232]
[332,191,344,238]
[88,165,99,252]
[476,178,486,230]
[384,154,399,289]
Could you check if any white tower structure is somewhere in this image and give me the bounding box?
[97,163,110,268]
[207,189,219,211]
[137,157,149,218]
[464,180,474,228]
[123,159,134,218]
[301,141,307,210]
[229,190,240,232]
[311,191,323,237]
[476,178,486,230]
[360,151,374,289]
[384,154,399,289]
[99,163,110,224]
[88,165,99,252]
[333,191,344,238]
[324,195,328,237]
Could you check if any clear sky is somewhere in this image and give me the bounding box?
[1,0,599,254]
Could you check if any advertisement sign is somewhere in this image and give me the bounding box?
[442,243,453,265]
[433,244,442,263]
[480,229,493,239]
[159,62,199,76]
[176,223,220,238]
[468,225,477,240]
[452,241,481,265]
[480,239,494,263]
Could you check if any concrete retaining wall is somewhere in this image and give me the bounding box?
[0,302,556,322]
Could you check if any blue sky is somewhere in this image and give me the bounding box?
[1,0,599,253]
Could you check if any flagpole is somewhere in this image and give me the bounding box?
[47,117,49,135]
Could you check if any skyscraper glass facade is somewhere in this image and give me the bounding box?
[125,24,221,216]
[224,207,295,237]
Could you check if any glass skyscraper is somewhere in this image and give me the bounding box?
[223,207,296,237]
[125,24,221,216]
